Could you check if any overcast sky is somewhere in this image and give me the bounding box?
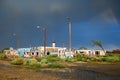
[0,0,120,50]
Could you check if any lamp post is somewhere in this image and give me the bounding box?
[67,17,72,52]
[37,26,46,56]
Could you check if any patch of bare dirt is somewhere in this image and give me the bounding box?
[68,61,120,76]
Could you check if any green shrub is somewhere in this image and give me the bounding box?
[26,60,30,66]
[89,57,101,62]
[0,54,8,60]
[48,62,65,68]
[11,58,25,65]
[101,57,107,62]
[27,58,38,66]
[100,56,120,62]
[106,53,113,56]
[28,57,66,68]
[40,59,48,64]
[49,54,58,57]
[81,58,87,62]
[86,59,90,62]
[0,52,3,54]
[106,57,114,62]
[76,57,82,61]
[25,58,42,68]
[41,63,49,68]
[65,58,77,62]
[37,55,62,62]
[35,62,41,68]
[95,57,101,62]
[70,58,77,62]
[45,56,62,62]
[113,57,120,62]
[108,57,119,62]
[65,58,72,62]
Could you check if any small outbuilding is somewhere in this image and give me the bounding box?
[75,49,106,56]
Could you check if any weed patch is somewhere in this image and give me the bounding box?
[11,58,25,65]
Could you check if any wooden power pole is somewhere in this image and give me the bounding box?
[67,17,72,52]
[43,28,46,56]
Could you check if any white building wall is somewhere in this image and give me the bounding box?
[75,50,106,56]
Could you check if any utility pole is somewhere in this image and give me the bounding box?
[37,26,46,56]
[43,28,46,56]
[67,17,72,52]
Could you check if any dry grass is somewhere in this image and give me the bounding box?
[0,60,120,80]
[0,67,63,80]
[0,60,63,80]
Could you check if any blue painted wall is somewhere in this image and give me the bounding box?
[17,48,31,56]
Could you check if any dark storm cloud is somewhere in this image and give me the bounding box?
[0,0,108,34]
[0,0,120,50]
[0,0,109,24]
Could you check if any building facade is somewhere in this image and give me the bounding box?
[75,49,106,56]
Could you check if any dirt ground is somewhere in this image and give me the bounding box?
[69,61,120,76]
[0,60,120,80]
[0,60,62,80]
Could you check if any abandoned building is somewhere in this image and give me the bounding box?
[75,49,106,56]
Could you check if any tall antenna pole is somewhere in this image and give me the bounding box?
[67,17,72,52]
[43,28,46,56]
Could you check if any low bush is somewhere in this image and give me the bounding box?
[49,54,58,57]
[48,62,65,68]
[81,58,87,62]
[101,56,120,62]
[65,58,70,62]
[25,57,66,68]
[65,58,77,62]
[40,59,48,64]
[89,57,101,62]
[44,56,62,62]
[35,62,41,68]
[106,53,113,56]
[26,58,41,68]
[0,52,3,54]
[76,57,82,61]
[0,54,8,60]
[74,53,91,62]
[105,57,114,62]
[40,63,49,68]
[101,57,107,62]
[108,57,119,62]
[11,58,25,65]
[26,58,38,66]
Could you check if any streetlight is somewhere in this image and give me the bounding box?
[37,26,46,56]
[67,17,72,52]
